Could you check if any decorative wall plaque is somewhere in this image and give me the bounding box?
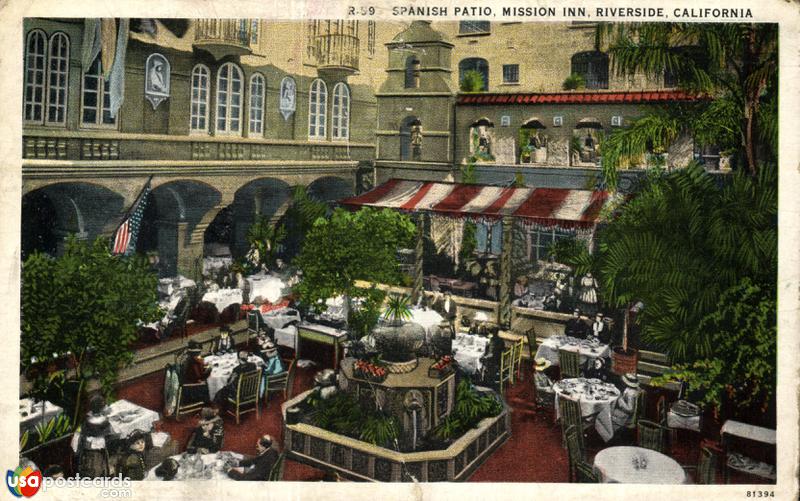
[279,76,296,120]
[144,53,171,110]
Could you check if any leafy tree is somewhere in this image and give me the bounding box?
[562,73,586,90]
[294,208,415,320]
[280,185,329,261]
[246,215,287,269]
[651,279,776,415]
[22,236,160,397]
[460,70,486,92]
[596,23,777,186]
[458,159,478,271]
[592,163,776,361]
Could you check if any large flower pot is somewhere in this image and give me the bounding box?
[611,347,639,376]
[373,320,425,370]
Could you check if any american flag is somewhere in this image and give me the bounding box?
[112,177,152,255]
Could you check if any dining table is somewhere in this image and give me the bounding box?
[535,335,611,368]
[593,446,688,484]
[105,399,161,438]
[145,451,244,481]
[553,377,620,440]
[451,332,489,375]
[204,353,265,400]
[158,275,196,297]
[245,272,286,304]
[201,288,244,314]
[19,398,64,434]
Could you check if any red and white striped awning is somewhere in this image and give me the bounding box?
[340,179,614,229]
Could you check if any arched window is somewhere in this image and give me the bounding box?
[405,56,420,89]
[332,82,350,140]
[308,78,327,140]
[248,73,265,135]
[81,56,115,127]
[216,62,243,134]
[24,30,47,123]
[459,58,489,91]
[571,51,609,89]
[189,64,210,132]
[46,33,69,125]
[400,116,421,161]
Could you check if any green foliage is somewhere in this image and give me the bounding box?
[348,287,387,339]
[651,279,776,413]
[246,215,287,269]
[21,236,160,397]
[383,295,413,324]
[360,413,400,448]
[309,391,399,449]
[460,70,486,92]
[19,430,29,452]
[433,379,503,441]
[595,163,776,361]
[513,172,526,188]
[294,208,415,317]
[549,238,596,279]
[31,414,71,447]
[280,185,330,260]
[596,23,778,183]
[562,73,586,90]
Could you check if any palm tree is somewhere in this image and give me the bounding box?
[595,163,776,361]
[596,23,777,187]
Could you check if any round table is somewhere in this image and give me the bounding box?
[145,452,243,481]
[452,333,489,375]
[204,353,264,400]
[593,446,687,484]
[535,335,611,367]
[553,378,620,420]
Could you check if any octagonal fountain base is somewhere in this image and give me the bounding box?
[281,388,511,482]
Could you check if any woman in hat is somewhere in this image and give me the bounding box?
[612,373,641,429]
[154,458,179,481]
[77,395,115,478]
[258,340,285,376]
[180,341,211,403]
[213,325,235,354]
[119,431,148,481]
[186,407,224,454]
[532,357,555,405]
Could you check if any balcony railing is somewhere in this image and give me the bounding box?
[308,34,360,72]
[193,19,253,59]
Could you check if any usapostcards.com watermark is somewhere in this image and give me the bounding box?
[44,475,132,498]
[8,472,132,498]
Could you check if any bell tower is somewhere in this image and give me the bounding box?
[375,21,455,181]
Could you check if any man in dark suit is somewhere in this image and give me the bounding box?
[213,351,258,406]
[564,308,589,339]
[227,435,279,481]
[213,325,235,354]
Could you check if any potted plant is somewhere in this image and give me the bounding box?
[612,301,642,375]
[562,73,586,91]
[373,295,425,374]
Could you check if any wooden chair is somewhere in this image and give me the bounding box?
[683,446,718,484]
[656,395,677,448]
[637,419,666,453]
[564,424,586,482]
[498,348,514,396]
[268,452,287,481]
[225,368,262,424]
[558,349,582,379]
[172,353,207,421]
[558,397,591,448]
[247,311,262,337]
[525,327,538,360]
[512,336,525,383]
[263,358,296,408]
[575,460,600,483]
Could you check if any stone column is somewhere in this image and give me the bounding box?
[498,216,513,327]
[176,221,204,281]
[411,213,425,303]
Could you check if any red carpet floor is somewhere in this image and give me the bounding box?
[116,335,762,483]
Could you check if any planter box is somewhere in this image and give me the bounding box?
[428,365,454,380]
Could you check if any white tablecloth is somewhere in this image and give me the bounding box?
[535,335,610,367]
[452,333,489,374]
[258,308,301,330]
[19,398,63,432]
[275,326,298,350]
[202,288,243,313]
[720,420,776,445]
[408,307,444,339]
[204,353,265,400]
[512,294,545,310]
[246,273,286,304]
[203,257,232,276]
[145,452,243,481]
[158,276,196,297]
[667,410,702,432]
[106,399,160,438]
[554,378,620,440]
[593,446,687,484]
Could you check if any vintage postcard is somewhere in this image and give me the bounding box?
[1,0,798,499]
